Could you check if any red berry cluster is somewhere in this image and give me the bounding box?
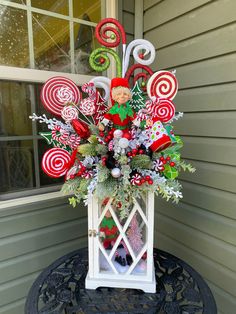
[101,156,107,166]
[127,148,145,158]
[100,130,113,143]
[160,156,175,167]
[134,175,153,186]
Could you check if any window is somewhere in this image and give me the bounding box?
[0,0,105,199]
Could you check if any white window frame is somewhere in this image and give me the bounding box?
[0,0,118,204]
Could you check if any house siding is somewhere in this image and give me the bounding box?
[119,0,135,43]
[0,195,87,313]
[144,0,236,313]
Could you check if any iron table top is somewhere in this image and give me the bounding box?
[25,247,217,314]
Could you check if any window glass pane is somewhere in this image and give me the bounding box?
[33,13,70,72]
[0,140,35,193]
[73,0,101,23]
[0,81,32,136]
[74,24,98,75]
[31,0,69,16]
[0,5,29,67]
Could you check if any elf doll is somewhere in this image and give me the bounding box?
[99,78,137,139]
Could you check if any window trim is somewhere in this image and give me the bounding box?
[0,65,95,85]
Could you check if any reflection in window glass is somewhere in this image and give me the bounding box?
[0,140,35,193]
[73,0,101,23]
[31,0,69,16]
[74,23,98,75]
[0,81,32,136]
[0,5,29,67]
[0,81,63,195]
[33,13,70,72]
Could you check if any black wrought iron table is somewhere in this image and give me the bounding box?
[25,247,217,314]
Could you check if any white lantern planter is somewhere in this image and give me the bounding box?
[86,192,156,293]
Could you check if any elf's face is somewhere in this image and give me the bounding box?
[113,89,131,105]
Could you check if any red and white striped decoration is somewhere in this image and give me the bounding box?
[61,105,79,122]
[68,134,81,149]
[147,71,178,101]
[146,99,175,123]
[81,170,93,179]
[41,148,71,178]
[40,76,81,117]
[153,159,164,171]
[82,82,97,99]
[130,174,142,185]
[79,98,96,116]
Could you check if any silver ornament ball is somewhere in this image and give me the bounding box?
[111,167,121,178]
[118,137,129,149]
[113,129,123,138]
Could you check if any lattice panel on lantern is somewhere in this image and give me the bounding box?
[86,192,156,292]
[96,196,148,276]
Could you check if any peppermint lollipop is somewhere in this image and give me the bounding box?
[41,77,81,117]
[131,174,142,185]
[147,71,178,101]
[146,99,175,123]
[41,148,71,178]
[79,98,96,116]
[61,105,79,122]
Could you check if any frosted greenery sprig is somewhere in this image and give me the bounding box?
[178,160,196,173]
[30,113,73,131]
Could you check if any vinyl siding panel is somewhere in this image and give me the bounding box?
[119,0,135,41]
[144,0,236,313]
[0,196,87,313]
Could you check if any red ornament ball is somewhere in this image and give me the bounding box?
[170,162,175,167]
[145,175,151,181]
[139,53,144,59]
[100,57,105,64]
[166,156,171,161]
[148,179,153,185]
[160,156,165,161]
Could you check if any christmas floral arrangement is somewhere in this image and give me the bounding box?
[30,18,195,219]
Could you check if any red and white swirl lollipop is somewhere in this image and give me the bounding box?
[147,71,178,101]
[61,105,79,122]
[41,77,81,117]
[41,148,71,178]
[146,99,175,123]
[79,98,96,116]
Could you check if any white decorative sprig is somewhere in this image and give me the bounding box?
[29,113,73,131]
[168,112,184,123]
